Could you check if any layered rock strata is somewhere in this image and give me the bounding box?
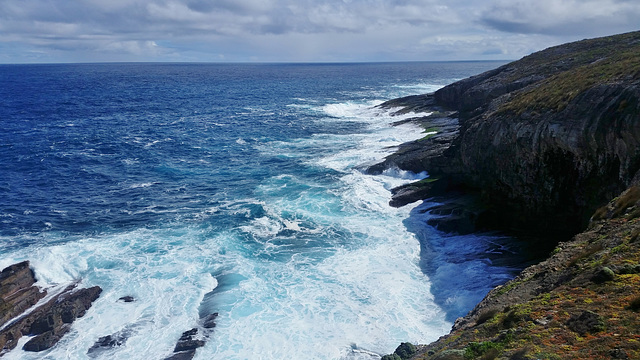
[0,261,101,356]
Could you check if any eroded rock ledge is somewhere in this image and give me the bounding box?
[0,261,101,356]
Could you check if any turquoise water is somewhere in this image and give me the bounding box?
[0,62,516,359]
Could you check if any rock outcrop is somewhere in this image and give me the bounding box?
[164,313,218,360]
[0,261,101,355]
[0,261,46,329]
[371,30,640,241]
[373,31,640,360]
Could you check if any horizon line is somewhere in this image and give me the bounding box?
[0,59,514,66]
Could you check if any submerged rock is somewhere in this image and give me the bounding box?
[87,330,131,356]
[200,312,218,329]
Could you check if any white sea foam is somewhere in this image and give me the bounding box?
[0,83,513,360]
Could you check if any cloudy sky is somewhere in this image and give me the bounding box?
[1,0,639,63]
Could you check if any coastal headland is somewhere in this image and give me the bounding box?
[374,31,640,359]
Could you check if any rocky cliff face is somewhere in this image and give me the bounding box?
[375,31,640,360]
[373,31,640,240]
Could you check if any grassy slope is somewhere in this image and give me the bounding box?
[499,31,640,115]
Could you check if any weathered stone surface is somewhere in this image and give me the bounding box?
[22,285,102,352]
[381,31,640,360]
[0,262,102,355]
[0,261,46,329]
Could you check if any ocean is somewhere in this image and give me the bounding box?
[0,61,523,359]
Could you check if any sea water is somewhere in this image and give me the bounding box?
[0,62,520,359]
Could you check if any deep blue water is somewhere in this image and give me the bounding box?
[0,62,517,359]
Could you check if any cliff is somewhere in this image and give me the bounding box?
[371,30,640,241]
[373,31,640,360]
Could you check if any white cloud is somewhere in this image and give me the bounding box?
[0,0,639,63]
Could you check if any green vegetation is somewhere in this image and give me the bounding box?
[464,341,502,359]
[499,32,640,115]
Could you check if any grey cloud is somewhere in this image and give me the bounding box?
[481,0,640,36]
[2,0,639,63]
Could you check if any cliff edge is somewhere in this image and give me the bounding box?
[372,30,640,241]
[374,31,640,359]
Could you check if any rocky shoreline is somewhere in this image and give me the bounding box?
[375,31,640,359]
[0,261,101,355]
[0,261,217,359]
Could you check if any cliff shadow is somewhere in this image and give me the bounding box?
[402,197,552,323]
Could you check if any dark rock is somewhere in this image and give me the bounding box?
[23,325,70,352]
[93,334,124,348]
[173,328,205,353]
[118,296,135,303]
[367,114,460,176]
[201,312,218,329]
[389,180,441,208]
[22,286,102,352]
[87,331,129,355]
[610,348,629,359]
[0,261,47,328]
[174,338,205,353]
[377,94,436,115]
[591,266,616,283]
[371,31,640,241]
[617,264,640,274]
[566,310,605,335]
[165,350,196,360]
[29,314,56,335]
